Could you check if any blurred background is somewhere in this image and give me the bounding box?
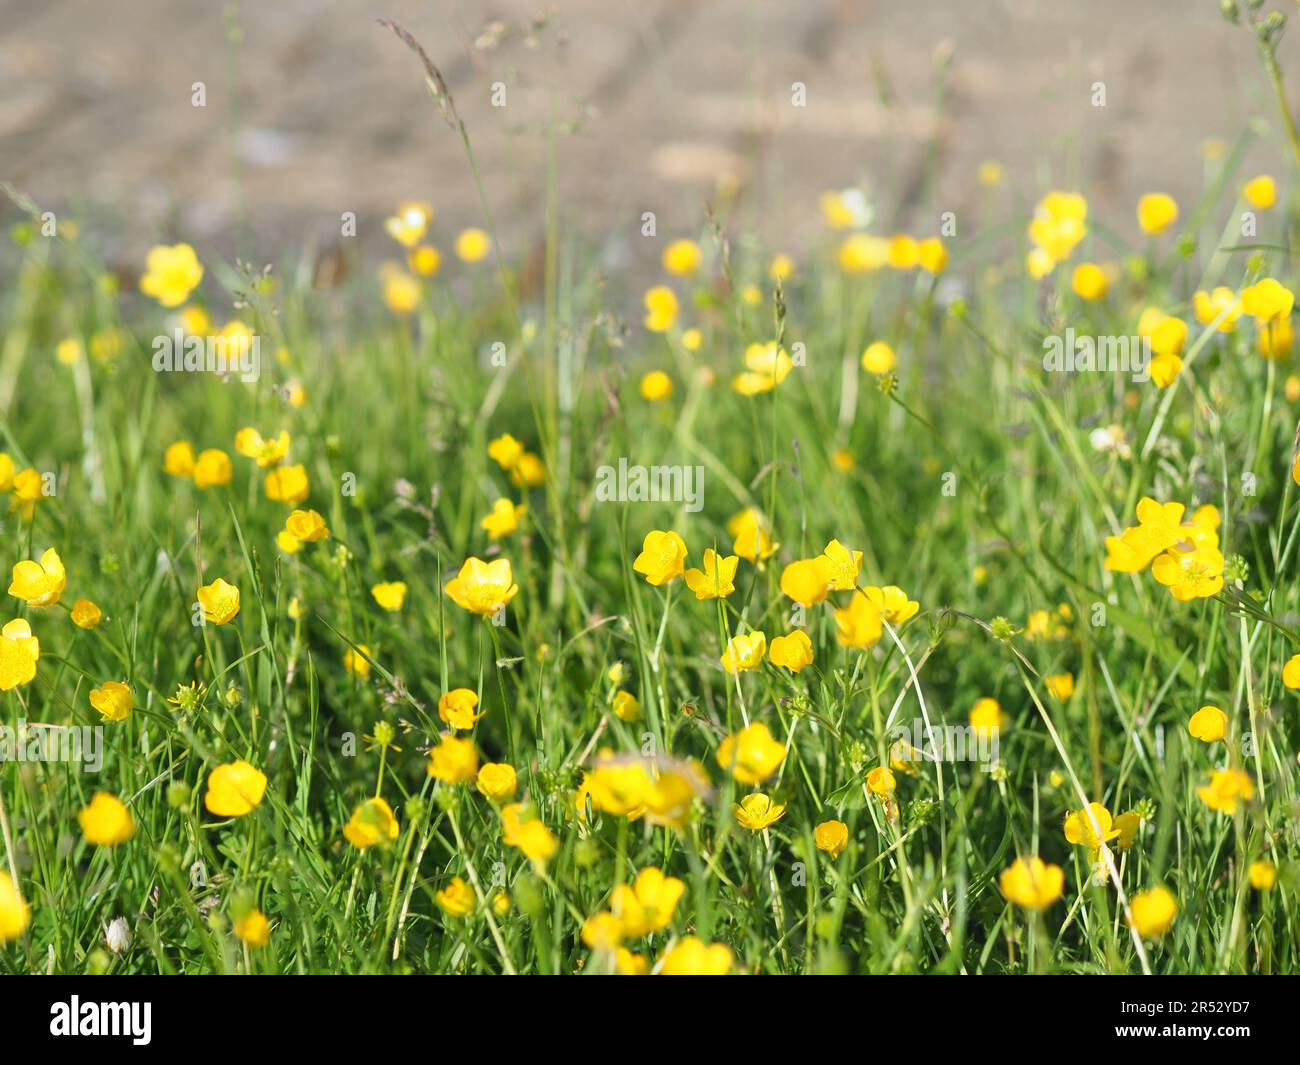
[0,0,1293,272]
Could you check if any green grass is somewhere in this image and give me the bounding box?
[2,12,1300,977]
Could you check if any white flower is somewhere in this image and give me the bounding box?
[105,917,132,955]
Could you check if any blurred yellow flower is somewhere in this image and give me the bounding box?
[1129,886,1177,938]
[662,239,702,276]
[1188,705,1228,743]
[455,227,490,263]
[999,856,1064,910]
[1136,192,1178,235]
[77,792,134,845]
[716,721,786,784]
[140,243,204,307]
[343,797,400,849]
[428,735,479,784]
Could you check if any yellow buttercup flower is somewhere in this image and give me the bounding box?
[1193,287,1242,332]
[514,818,559,864]
[732,341,793,395]
[343,644,372,678]
[445,557,519,615]
[0,619,39,691]
[285,509,329,542]
[662,239,702,276]
[234,427,290,468]
[408,244,441,276]
[768,253,794,281]
[969,697,1006,736]
[999,856,1064,910]
[1063,802,1120,849]
[455,227,490,263]
[371,581,407,611]
[838,233,889,273]
[1188,705,1228,743]
[684,548,738,600]
[860,341,896,375]
[510,452,545,488]
[0,871,31,943]
[632,530,688,587]
[716,721,786,784]
[384,200,433,247]
[819,539,863,590]
[69,598,102,630]
[720,630,766,674]
[204,760,268,817]
[197,578,240,625]
[1258,315,1295,359]
[887,234,919,269]
[492,892,511,917]
[481,497,525,540]
[1243,175,1277,210]
[644,286,679,333]
[89,681,133,722]
[264,464,309,504]
[77,792,134,846]
[659,936,733,975]
[1282,654,1300,689]
[438,689,484,730]
[192,449,232,489]
[428,735,479,784]
[863,585,919,625]
[1071,262,1107,301]
[1136,192,1178,235]
[1248,860,1277,891]
[436,876,475,917]
[1240,278,1294,323]
[639,370,673,402]
[734,792,786,831]
[834,590,883,648]
[476,762,518,802]
[780,557,833,608]
[814,820,849,859]
[140,243,204,307]
[582,911,624,950]
[586,759,652,819]
[343,797,400,849]
[164,440,196,477]
[8,548,66,607]
[1103,497,1187,573]
[381,264,421,314]
[1129,886,1177,938]
[1044,673,1074,701]
[866,766,896,796]
[768,630,813,673]
[728,507,779,563]
[488,433,526,471]
[1196,767,1254,815]
[1151,544,1224,602]
[612,690,641,722]
[234,909,271,947]
[917,237,948,274]
[610,867,685,937]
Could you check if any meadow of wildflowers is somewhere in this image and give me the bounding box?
[1,5,1299,985]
